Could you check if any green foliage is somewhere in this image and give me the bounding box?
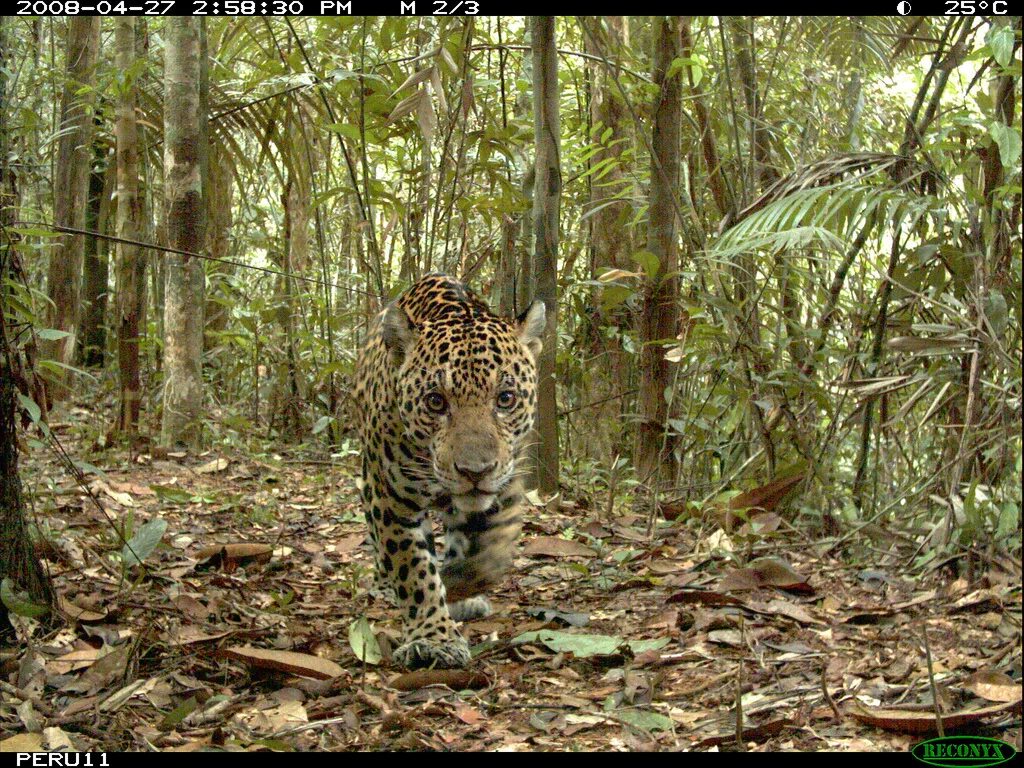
[121,517,168,568]
[348,617,383,664]
[5,15,1019,575]
[0,577,50,619]
[512,630,670,658]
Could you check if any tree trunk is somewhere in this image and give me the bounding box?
[635,16,682,491]
[0,319,53,636]
[1,15,53,636]
[727,17,778,191]
[278,162,309,438]
[80,140,109,368]
[530,16,561,495]
[204,146,235,350]
[496,20,535,319]
[44,17,100,399]
[681,18,731,220]
[115,17,147,438]
[161,17,207,449]
[583,16,631,462]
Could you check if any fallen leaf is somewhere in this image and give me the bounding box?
[90,479,135,507]
[0,733,43,751]
[220,646,344,680]
[707,629,744,647]
[612,709,675,733]
[523,536,597,559]
[530,710,566,733]
[666,589,744,607]
[63,645,130,695]
[746,598,826,626]
[848,698,1023,734]
[48,647,103,675]
[348,618,383,665]
[727,471,805,517]
[695,718,794,747]
[163,625,234,646]
[43,727,78,751]
[195,457,230,474]
[966,670,1022,703]
[720,558,814,595]
[389,669,491,691]
[737,512,783,537]
[512,630,669,659]
[57,595,107,623]
[196,543,273,570]
[525,606,590,628]
[524,489,558,507]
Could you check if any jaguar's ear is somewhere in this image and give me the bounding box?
[382,303,417,362]
[515,300,546,360]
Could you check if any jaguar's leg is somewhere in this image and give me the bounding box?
[359,473,398,605]
[440,482,524,608]
[364,486,470,669]
[365,514,433,607]
[439,500,493,622]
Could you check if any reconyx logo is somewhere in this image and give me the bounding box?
[911,736,1017,767]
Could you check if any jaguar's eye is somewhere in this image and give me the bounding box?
[496,390,517,409]
[425,392,448,414]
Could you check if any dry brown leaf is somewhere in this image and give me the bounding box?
[720,558,814,595]
[666,589,744,607]
[597,268,643,282]
[196,543,273,569]
[332,533,366,556]
[90,479,134,507]
[695,718,794,748]
[1,733,43,751]
[966,670,1022,703]
[48,647,103,675]
[718,568,763,592]
[388,89,426,122]
[848,698,1023,734]
[723,471,805,528]
[63,645,130,695]
[389,669,491,691]
[707,629,744,647]
[416,88,436,143]
[460,74,475,120]
[391,65,434,96]
[195,457,229,474]
[453,705,483,725]
[951,589,1003,613]
[737,512,783,537]
[163,625,233,646]
[523,536,597,559]
[746,598,826,626]
[220,646,344,680]
[57,595,107,623]
[165,739,213,752]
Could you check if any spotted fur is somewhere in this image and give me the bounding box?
[353,274,545,669]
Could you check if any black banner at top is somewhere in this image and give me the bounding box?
[9,0,1020,16]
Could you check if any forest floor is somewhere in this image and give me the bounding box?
[1,404,1021,753]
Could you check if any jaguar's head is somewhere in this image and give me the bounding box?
[383,300,546,512]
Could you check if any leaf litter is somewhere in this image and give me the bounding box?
[1,432,1020,752]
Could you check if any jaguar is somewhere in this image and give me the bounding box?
[353,273,545,668]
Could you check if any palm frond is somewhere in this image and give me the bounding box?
[708,179,940,261]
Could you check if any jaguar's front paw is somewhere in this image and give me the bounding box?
[449,596,492,622]
[393,637,471,669]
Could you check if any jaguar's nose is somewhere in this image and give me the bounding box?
[455,460,497,484]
